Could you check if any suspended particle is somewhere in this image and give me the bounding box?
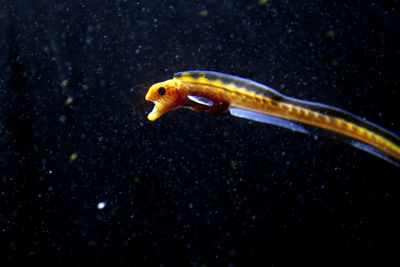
[69,153,78,162]
[199,10,208,17]
[326,30,335,38]
[65,97,73,106]
[97,201,106,210]
[230,160,238,169]
[259,0,268,5]
[60,80,69,88]
[59,115,67,122]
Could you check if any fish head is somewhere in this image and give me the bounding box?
[145,79,187,121]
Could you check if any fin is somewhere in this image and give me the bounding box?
[175,71,285,101]
[188,95,214,106]
[229,107,309,134]
[351,141,400,167]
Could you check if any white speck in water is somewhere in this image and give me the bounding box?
[86,36,93,45]
[97,201,106,210]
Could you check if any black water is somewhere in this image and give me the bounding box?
[1,0,399,265]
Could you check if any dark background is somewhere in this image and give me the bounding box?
[1,0,399,265]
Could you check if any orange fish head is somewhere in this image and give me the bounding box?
[145,79,187,121]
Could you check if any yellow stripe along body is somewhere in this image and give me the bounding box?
[146,70,400,165]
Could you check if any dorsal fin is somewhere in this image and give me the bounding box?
[175,70,285,101]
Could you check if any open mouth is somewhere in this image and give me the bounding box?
[147,101,160,121]
[147,101,171,121]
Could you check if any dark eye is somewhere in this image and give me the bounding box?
[158,87,166,95]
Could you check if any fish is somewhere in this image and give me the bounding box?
[145,70,400,167]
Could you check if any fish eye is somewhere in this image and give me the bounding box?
[158,87,166,96]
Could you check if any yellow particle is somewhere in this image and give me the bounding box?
[60,80,69,88]
[331,60,338,66]
[326,30,335,38]
[258,0,268,5]
[82,84,89,91]
[223,132,229,138]
[65,97,73,106]
[133,177,141,183]
[230,160,238,169]
[70,153,78,162]
[199,10,208,17]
